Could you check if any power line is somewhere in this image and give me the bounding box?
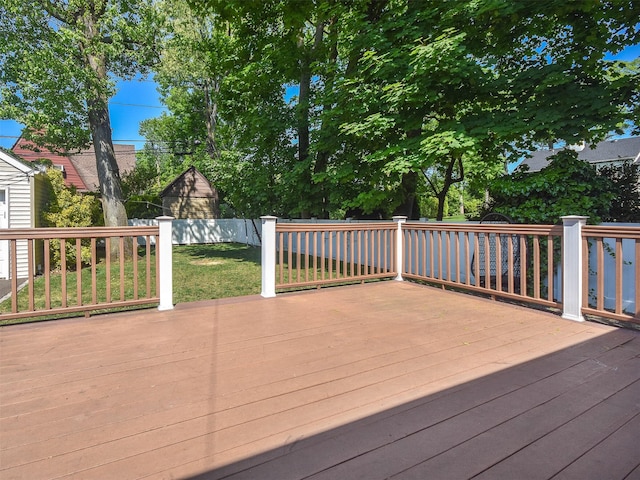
[109,102,168,109]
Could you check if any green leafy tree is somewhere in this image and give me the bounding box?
[486,150,616,224]
[0,0,159,229]
[334,1,639,219]
[145,0,639,221]
[599,160,640,223]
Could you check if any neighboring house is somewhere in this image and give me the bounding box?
[11,136,136,193]
[160,166,220,219]
[0,149,50,279]
[520,136,640,172]
[12,136,87,191]
[69,144,136,192]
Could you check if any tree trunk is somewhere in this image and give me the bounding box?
[81,10,130,256]
[296,21,325,218]
[393,171,420,219]
[204,78,220,159]
[80,11,129,231]
[435,156,464,221]
[87,96,132,257]
[312,17,337,219]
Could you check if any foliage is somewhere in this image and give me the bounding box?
[43,168,102,268]
[130,0,640,220]
[485,150,616,224]
[0,0,160,227]
[599,160,640,223]
[419,196,447,219]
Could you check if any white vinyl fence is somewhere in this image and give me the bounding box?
[129,218,262,246]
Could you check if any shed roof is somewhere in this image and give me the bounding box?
[520,136,640,172]
[160,166,217,198]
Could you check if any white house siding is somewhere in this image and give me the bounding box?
[0,157,33,278]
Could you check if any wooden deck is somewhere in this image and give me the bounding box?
[1,281,639,480]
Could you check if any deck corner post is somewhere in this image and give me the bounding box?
[261,216,277,298]
[157,216,174,311]
[392,216,407,281]
[561,215,588,322]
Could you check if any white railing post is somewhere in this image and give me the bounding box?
[261,216,277,298]
[393,216,407,281]
[157,216,174,311]
[561,215,587,322]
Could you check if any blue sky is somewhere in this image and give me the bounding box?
[1,45,638,152]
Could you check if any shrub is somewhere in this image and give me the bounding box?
[485,150,616,224]
[43,168,102,269]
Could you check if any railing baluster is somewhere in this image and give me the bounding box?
[519,236,527,296]
[44,239,51,310]
[313,231,318,282]
[11,239,18,313]
[76,238,83,306]
[28,238,34,311]
[297,231,302,282]
[92,238,98,304]
[445,231,451,282]
[342,230,348,278]
[146,235,152,299]
[615,238,623,315]
[105,237,111,304]
[454,232,460,283]
[596,237,604,311]
[533,235,540,299]
[61,239,67,308]
[464,232,470,286]
[484,232,490,289]
[495,234,503,292]
[278,232,284,285]
[133,236,139,300]
[119,236,125,301]
[549,235,555,303]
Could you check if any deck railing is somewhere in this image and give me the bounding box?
[273,221,397,290]
[401,222,564,310]
[582,224,640,322]
[0,217,174,321]
[262,216,639,325]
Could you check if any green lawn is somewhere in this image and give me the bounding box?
[172,243,261,303]
[0,242,261,325]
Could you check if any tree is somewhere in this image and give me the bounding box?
[334,0,640,219]
[485,150,616,224]
[146,0,638,220]
[599,161,640,223]
[0,0,158,228]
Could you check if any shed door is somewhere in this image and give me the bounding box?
[0,189,8,279]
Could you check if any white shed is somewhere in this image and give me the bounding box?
[0,149,49,279]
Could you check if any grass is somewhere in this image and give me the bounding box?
[0,242,261,325]
[172,243,261,303]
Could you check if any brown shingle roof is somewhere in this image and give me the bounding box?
[69,144,136,192]
[160,166,218,198]
[10,136,136,193]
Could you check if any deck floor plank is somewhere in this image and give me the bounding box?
[1,282,639,480]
